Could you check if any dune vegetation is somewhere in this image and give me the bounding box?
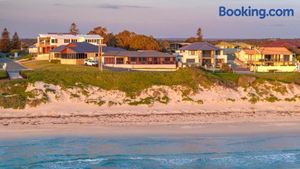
[0,60,300,109]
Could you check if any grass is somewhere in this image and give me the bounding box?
[253,72,300,84]
[1,60,300,109]
[16,54,34,61]
[21,61,208,96]
[0,70,8,79]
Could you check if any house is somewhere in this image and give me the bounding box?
[50,42,177,70]
[176,42,227,68]
[103,50,176,70]
[261,39,300,56]
[215,41,253,49]
[28,43,38,55]
[36,33,103,60]
[235,47,297,72]
[50,42,124,65]
[170,42,191,53]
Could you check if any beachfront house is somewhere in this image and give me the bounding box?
[50,42,177,70]
[175,42,227,69]
[235,47,297,72]
[36,33,103,60]
[103,50,176,70]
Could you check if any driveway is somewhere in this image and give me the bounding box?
[0,58,27,79]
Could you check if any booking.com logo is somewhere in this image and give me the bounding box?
[219,6,295,19]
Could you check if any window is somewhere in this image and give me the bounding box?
[51,39,57,43]
[71,39,77,43]
[186,59,195,63]
[64,39,70,43]
[191,51,196,55]
[283,55,290,62]
[216,50,220,55]
[116,58,124,64]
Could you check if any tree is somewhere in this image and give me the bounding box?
[159,40,170,52]
[185,27,204,43]
[69,23,79,35]
[88,26,107,38]
[11,32,21,50]
[115,30,136,49]
[0,28,10,53]
[185,37,201,43]
[196,27,203,41]
[129,35,160,50]
[105,33,117,47]
[88,26,117,46]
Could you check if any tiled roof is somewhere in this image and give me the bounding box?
[243,49,260,55]
[258,47,293,55]
[179,42,220,51]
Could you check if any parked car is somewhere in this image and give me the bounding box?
[84,59,98,66]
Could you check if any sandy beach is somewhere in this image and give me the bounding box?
[1,121,300,140]
[1,81,300,138]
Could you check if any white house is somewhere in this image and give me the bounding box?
[176,42,227,68]
[36,33,103,60]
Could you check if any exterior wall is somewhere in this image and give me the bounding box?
[60,59,84,65]
[250,65,297,72]
[176,49,227,68]
[29,47,38,54]
[36,34,103,58]
[236,50,294,66]
[235,51,262,63]
[104,64,176,69]
[36,54,50,60]
[176,50,201,64]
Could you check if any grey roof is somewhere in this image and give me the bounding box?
[50,42,173,58]
[179,42,220,51]
[50,42,126,53]
[104,50,174,58]
[29,43,37,48]
[50,45,66,53]
[223,48,239,55]
[103,46,127,52]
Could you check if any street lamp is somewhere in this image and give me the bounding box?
[98,41,103,71]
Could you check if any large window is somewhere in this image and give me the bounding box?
[61,53,87,59]
[104,57,115,64]
[283,55,290,62]
[116,58,124,64]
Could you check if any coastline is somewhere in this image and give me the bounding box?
[1,111,300,139]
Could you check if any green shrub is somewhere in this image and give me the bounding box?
[264,94,280,103]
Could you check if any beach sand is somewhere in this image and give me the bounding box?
[1,121,300,140]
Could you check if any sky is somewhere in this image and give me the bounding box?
[0,0,300,39]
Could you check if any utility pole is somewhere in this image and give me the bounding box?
[98,40,103,71]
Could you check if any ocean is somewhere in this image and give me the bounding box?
[1,133,300,169]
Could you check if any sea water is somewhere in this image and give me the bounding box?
[1,133,300,169]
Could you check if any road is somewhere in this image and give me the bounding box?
[0,58,27,79]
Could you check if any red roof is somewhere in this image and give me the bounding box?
[243,49,259,55]
[258,47,293,55]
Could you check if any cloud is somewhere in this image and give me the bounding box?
[52,3,151,9]
[97,4,151,9]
